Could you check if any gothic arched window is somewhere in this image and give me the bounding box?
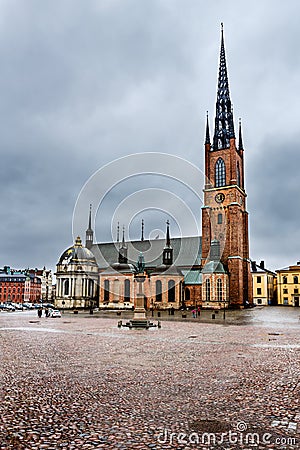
[156,280,162,302]
[104,279,110,302]
[215,158,226,187]
[217,278,223,302]
[124,279,130,302]
[205,279,211,302]
[168,280,176,302]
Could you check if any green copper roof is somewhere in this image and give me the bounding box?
[91,236,201,270]
[182,270,202,285]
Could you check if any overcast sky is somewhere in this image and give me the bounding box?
[0,0,299,273]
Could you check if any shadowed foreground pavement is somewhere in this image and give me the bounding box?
[0,307,299,449]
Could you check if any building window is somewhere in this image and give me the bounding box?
[294,276,298,284]
[88,279,94,297]
[294,288,299,294]
[257,299,262,305]
[217,213,222,224]
[168,280,175,303]
[257,276,261,283]
[283,276,287,284]
[215,158,226,187]
[205,279,210,302]
[283,288,288,294]
[237,162,241,187]
[185,287,190,301]
[124,279,130,303]
[283,297,288,305]
[155,280,162,302]
[63,279,69,296]
[257,288,262,295]
[104,280,110,302]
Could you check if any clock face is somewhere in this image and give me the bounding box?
[215,192,225,203]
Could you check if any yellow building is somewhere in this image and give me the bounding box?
[251,261,276,306]
[276,262,300,307]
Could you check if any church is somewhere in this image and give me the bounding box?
[55,25,253,311]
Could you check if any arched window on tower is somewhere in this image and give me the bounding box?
[156,280,162,302]
[217,278,223,302]
[124,279,130,303]
[205,279,210,302]
[168,280,176,302]
[64,279,69,296]
[215,158,226,187]
[104,279,110,303]
[237,162,241,187]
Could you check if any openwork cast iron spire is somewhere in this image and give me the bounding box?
[213,23,235,150]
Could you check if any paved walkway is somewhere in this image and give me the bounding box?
[0,308,299,449]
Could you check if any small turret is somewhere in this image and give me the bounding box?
[163,220,173,266]
[118,226,128,264]
[85,204,94,250]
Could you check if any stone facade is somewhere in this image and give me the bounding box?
[276,262,300,307]
[55,236,99,310]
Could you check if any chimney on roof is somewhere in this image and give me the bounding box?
[251,261,257,272]
[260,260,265,270]
[297,261,300,265]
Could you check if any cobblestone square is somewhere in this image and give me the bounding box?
[0,308,299,449]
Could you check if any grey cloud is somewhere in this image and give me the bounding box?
[0,0,299,273]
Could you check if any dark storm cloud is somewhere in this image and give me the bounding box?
[0,0,299,272]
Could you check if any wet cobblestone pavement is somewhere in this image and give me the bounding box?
[0,308,299,449]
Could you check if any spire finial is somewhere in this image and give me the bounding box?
[87,204,92,229]
[238,118,244,151]
[166,220,170,248]
[205,111,211,145]
[117,222,120,243]
[85,204,94,248]
[213,23,235,150]
[141,219,144,241]
[122,225,125,246]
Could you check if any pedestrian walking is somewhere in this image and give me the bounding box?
[197,306,201,317]
[38,308,42,318]
[192,309,196,318]
[45,308,49,317]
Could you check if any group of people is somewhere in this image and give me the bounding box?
[37,307,49,318]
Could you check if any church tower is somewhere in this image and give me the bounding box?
[201,24,253,308]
